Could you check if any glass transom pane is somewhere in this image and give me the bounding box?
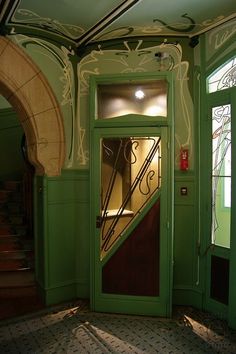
[97,81,167,119]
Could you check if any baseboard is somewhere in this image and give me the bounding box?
[173,287,203,309]
[38,281,77,306]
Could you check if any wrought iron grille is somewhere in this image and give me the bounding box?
[100,136,161,257]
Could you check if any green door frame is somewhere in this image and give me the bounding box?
[89,72,174,317]
[203,85,236,328]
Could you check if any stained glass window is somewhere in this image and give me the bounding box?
[208,56,236,93]
[211,104,231,248]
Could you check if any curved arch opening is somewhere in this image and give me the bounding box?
[0,36,65,176]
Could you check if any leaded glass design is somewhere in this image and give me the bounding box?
[212,104,231,248]
[208,56,236,93]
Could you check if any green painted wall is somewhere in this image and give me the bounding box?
[8,19,235,315]
[0,95,11,109]
[172,174,201,306]
[0,108,24,180]
[11,34,198,307]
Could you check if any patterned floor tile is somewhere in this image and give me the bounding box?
[0,304,236,353]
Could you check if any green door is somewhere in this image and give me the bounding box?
[90,127,173,317]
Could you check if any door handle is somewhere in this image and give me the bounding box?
[96,215,102,228]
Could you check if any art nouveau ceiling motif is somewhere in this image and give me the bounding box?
[0,0,235,51]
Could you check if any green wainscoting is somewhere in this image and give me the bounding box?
[34,170,203,309]
[34,170,90,305]
[172,173,203,308]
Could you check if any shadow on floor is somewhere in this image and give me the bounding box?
[0,285,45,320]
[0,300,236,353]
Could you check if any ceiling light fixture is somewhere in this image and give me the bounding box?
[135,89,145,100]
[155,51,174,71]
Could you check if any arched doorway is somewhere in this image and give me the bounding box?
[0,36,65,176]
[0,36,65,317]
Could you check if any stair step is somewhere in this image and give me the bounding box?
[14,224,28,235]
[0,258,30,271]
[3,180,22,192]
[0,250,33,259]
[5,202,23,213]
[0,214,25,225]
[0,248,34,269]
[0,179,34,276]
[0,241,21,252]
[0,191,22,203]
[9,215,25,224]
[0,205,7,213]
[0,270,35,288]
[0,214,8,223]
[0,190,12,203]
[0,222,27,232]
[0,234,33,243]
[0,225,14,235]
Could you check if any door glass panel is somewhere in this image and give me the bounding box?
[212,104,231,248]
[97,81,167,119]
[100,136,161,259]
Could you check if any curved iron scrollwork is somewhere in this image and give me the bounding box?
[139,170,156,195]
[124,139,138,164]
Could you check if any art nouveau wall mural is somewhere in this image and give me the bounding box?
[206,19,236,69]
[9,34,195,171]
[78,40,194,169]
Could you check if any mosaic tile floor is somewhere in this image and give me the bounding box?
[0,301,236,353]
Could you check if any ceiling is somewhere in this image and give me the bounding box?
[0,0,235,51]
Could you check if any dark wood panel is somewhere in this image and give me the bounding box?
[211,255,229,305]
[102,199,160,296]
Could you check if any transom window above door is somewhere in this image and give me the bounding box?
[97,80,167,119]
[207,56,236,93]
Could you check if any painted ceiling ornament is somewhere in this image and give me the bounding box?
[93,26,134,42]
[202,15,225,27]
[153,13,196,33]
[208,19,236,50]
[93,24,165,42]
[13,9,85,39]
[141,26,163,35]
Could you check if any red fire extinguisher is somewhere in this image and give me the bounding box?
[180,147,189,171]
